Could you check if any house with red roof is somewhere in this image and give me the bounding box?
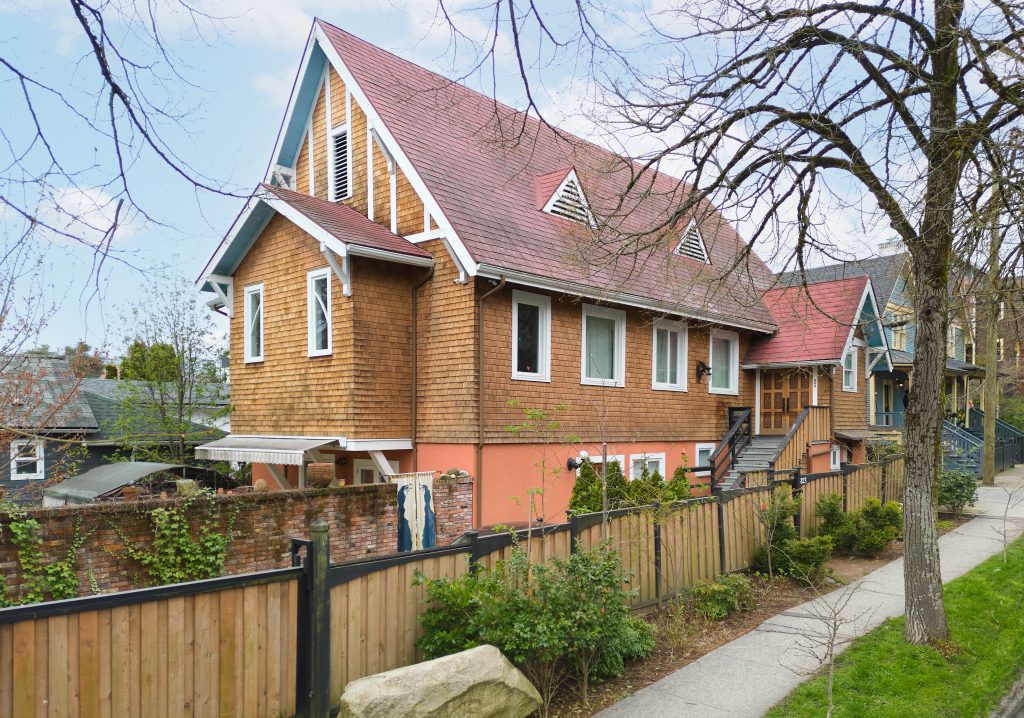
[195,19,891,526]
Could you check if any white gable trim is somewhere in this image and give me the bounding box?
[839,278,893,375]
[311,25,477,277]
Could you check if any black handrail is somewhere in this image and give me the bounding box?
[709,407,752,488]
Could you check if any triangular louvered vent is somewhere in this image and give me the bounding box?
[674,221,710,263]
[543,171,592,225]
[331,129,350,200]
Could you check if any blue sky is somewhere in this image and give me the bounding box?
[1,0,885,355]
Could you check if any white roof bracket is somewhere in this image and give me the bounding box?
[321,241,352,297]
[369,449,393,477]
[208,274,234,317]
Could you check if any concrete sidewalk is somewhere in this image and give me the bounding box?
[598,466,1024,718]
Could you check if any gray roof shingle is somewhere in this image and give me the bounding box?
[778,254,908,308]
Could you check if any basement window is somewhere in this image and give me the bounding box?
[543,170,593,225]
[10,439,44,480]
[512,289,551,382]
[673,221,710,263]
[330,124,351,201]
[307,268,332,357]
[830,444,842,471]
[244,284,264,363]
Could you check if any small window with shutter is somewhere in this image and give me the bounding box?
[330,125,351,201]
[674,221,710,263]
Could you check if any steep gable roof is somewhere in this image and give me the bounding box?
[2,356,97,432]
[745,277,872,365]
[313,21,777,332]
[778,254,908,309]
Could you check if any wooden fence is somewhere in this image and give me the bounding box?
[0,455,906,717]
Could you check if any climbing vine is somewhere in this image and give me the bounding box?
[119,489,239,586]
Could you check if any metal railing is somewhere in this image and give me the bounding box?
[709,407,752,488]
[874,411,906,428]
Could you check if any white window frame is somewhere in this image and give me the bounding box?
[581,304,627,387]
[651,320,688,392]
[10,439,44,481]
[511,289,551,382]
[328,123,352,202]
[307,268,332,357]
[243,283,265,364]
[842,347,857,392]
[577,454,626,476]
[830,444,842,472]
[694,443,716,477]
[629,452,666,481]
[353,458,400,485]
[708,329,739,395]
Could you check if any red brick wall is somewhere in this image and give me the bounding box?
[0,474,473,599]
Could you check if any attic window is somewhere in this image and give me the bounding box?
[674,221,710,263]
[543,171,593,225]
[330,125,351,201]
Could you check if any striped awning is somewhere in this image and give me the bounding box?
[194,436,340,465]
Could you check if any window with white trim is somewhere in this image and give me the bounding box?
[512,290,551,381]
[577,454,626,477]
[694,443,716,477]
[673,221,710,263]
[652,320,687,391]
[842,347,857,391]
[581,304,626,387]
[630,453,666,481]
[307,268,332,357]
[329,124,351,201]
[243,284,264,363]
[709,330,738,395]
[353,459,400,485]
[10,439,44,480]
[830,444,842,471]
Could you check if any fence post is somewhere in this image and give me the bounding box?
[881,459,889,504]
[296,519,331,718]
[652,502,662,600]
[842,470,848,513]
[568,514,579,554]
[465,530,482,573]
[791,471,802,537]
[716,497,727,575]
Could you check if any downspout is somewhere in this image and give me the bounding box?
[476,277,507,527]
[411,266,435,471]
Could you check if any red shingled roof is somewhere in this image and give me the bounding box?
[260,183,432,259]
[745,277,869,365]
[317,20,777,331]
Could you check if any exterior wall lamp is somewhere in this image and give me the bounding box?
[696,360,711,382]
[566,450,590,471]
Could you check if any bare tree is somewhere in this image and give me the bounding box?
[436,0,1024,645]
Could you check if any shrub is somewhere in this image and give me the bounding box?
[866,440,903,462]
[569,459,629,514]
[939,469,979,516]
[782,535,835,584]
[815,494,903,557]
[687,573,756,620]
[752,484,800,578]
[416,542,642,712]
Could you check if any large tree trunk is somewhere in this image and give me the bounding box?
[982,187,1003,486]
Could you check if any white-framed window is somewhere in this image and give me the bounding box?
[577,454,626,477]
[10,439,44,480]
[830,444,842,472]
[243,284,264,363]
[307,268,332,357]
[842,347,857,392]
[512,289,551,382]
[694,443,716,477]
[708,330,739,395]
[329,124,352,201]
[630,452,666,481]
[652,320,687,391]
[353,458,400,485]
[581,304,626,387]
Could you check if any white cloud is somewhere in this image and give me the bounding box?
[252,70,296,106]
[35,186,138,248]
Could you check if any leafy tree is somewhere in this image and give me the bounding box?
[65,341,104,378]
[569,459,628,515]
[120,340,177,382]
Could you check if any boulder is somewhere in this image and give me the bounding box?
[338,645,541,718]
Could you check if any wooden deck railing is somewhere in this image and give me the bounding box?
[770,405,832,472]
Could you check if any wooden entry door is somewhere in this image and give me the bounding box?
[761,370,813,435]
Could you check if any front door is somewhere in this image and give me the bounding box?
[881,381,893,425]
[761,369,813,435]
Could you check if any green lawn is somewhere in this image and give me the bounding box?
[766,537,1024,717]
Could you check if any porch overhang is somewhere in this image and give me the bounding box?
[195,436,341,465]
[742,359,835,370]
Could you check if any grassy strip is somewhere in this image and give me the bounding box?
[766,536,1024,717]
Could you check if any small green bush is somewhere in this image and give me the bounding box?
[939,469,979,516]
[815,494,903,557]
[569,459,629,514]
[687,573,756,620]
[753,535,834,585]
[590,615,656,680]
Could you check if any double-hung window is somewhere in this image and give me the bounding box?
[708,330,738,395]
[243,284,264,363]
[512,290,551,381]
[630,453,666,481]
[10,439,43,480]
[581,305,626,387]
[307,268,332,357]
[842,347,857,391]
[652,320,687,391]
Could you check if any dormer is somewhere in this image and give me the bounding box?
[673,221,710,263]
[540,169,594,226]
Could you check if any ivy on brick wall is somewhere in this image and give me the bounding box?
[118,489,240,586]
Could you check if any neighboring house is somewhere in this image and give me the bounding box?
[780,252,984,428]
[195,20,891,526]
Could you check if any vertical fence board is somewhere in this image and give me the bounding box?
[0,622,13,718]
[12,621,34,718]
[46,614,67,718]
